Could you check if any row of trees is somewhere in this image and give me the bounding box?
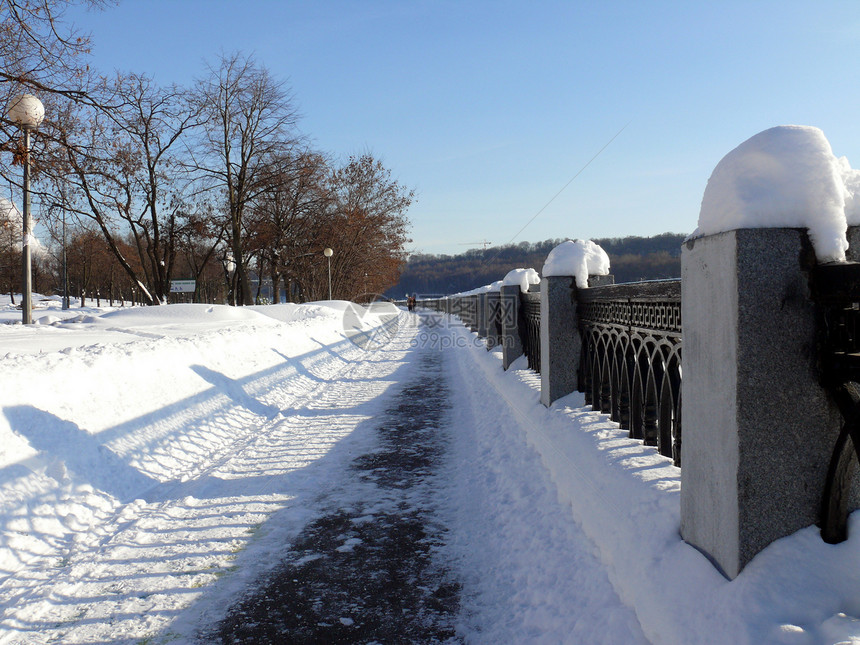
[0,1,413,306]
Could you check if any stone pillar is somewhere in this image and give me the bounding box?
[501,284,523,370]
[680,227,852,579]
[452,297,466,324]
[467,295,478,332]
[540,276,577,406]
[486,292,501,350]
[539,274,615,407]
[477,293,489,338]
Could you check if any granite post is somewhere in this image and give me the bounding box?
[501,284,523,370]
[540,274,614,407]
[680,227,856,579]
[477,292,489,338]
[468,295,478,331]
[486,291,502,350]
[451,297,464,322]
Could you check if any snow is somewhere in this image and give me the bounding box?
[0,296,408,643]
[485,279,503,293]
[448,323,860,645]
[450,280,504,297]
[696,125,860,263]
[543,239,611,288]
[841,156,860,226]
[502,267,541,293]
[0,296,859,643]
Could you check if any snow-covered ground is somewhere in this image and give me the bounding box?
[0,295,859,643]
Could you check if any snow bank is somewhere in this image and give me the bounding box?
[502,268,540,293]
[0,296,416,642]
[101,302,280,326]
[485,280,503,293]
[451,269,539,298]
[696,125,860,263]
[543,239,611,288]
[454,323,860,644]
[451,280,504,297]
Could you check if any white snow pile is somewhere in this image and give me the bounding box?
[0,295,419,643]
[543,239,611,288]
[501,267,540,293]
[454,280,504,297]
[486,279,503,293]
[448,268,541,299]
[696,125,860,263]
[450,268,539,298]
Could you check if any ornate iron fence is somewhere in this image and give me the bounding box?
[449,295,477,328]
[812,263,860,542]
[486,293,502,349]
[577,279,683,466]
[521,290,541,372]
[466,295,478,329]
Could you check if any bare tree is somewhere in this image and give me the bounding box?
[174,201,228,303]
[0,0,109,91]
[0,1,116,181]
[0,197,20,301]
[247,150,330,303]
[314,154,413,300]
[109,73,201,302]
[38,74,199,304]
[190,52,301,305]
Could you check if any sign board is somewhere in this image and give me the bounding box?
[170,280,196,293]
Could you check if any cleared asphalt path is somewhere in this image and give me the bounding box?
[206,345,460,644]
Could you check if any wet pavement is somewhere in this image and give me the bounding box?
[205,348,461,644]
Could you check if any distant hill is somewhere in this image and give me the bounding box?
[387,233,686,297]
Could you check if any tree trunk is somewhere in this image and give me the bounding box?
[271,270,282,304]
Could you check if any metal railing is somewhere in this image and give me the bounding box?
[416,280,683,465]
[812,263,860,542]
[577,279,683,466]
[521,290,541,373]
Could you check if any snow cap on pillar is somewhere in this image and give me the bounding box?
[543,239,610,288]
[695,125,860,263]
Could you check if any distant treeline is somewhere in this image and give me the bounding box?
[387,233,687,297]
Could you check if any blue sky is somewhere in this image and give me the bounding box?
[65,0,860,255]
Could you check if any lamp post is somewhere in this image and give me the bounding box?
[323,247,333,300]
[225,252,236,305]
[7,94,45,324]
[62,209,69,310]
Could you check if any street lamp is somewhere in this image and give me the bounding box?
[7,94,45,324]
[225,252,236,305]
[323,247,333,300]
[62,209,69,310]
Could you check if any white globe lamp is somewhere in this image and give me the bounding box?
[7,94,45,324]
